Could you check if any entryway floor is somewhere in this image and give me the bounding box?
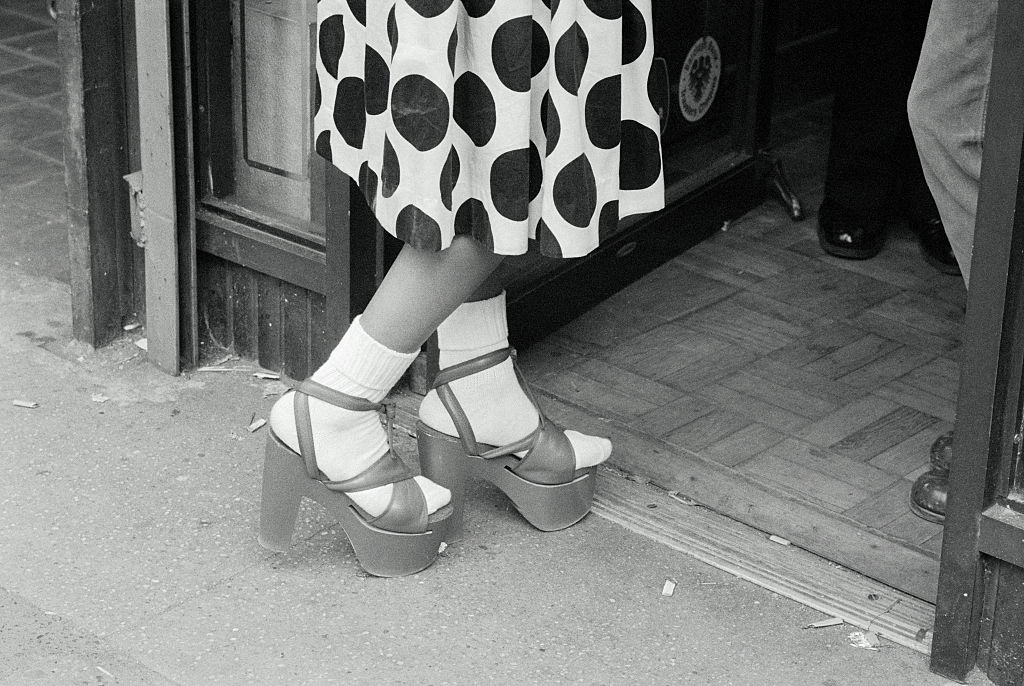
[515,96,965,603]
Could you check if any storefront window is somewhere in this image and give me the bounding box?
[655,1,755,189]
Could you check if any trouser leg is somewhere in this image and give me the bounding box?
[823,1,932,218]
[907,0,998,286]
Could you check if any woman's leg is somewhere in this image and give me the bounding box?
[361,237,504,353]
[270,237,503,518]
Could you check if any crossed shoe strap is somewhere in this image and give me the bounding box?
[429,348,576,485]
[293,379,428,533]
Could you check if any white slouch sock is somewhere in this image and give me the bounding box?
[419,293,611,469]
[269,316,449,516]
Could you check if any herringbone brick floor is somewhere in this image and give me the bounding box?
[517,97,965,601]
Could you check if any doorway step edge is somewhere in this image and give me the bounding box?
[592,469,935,656]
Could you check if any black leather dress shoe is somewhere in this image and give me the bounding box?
[910,471,947,523]
[817,201,887,260]
[909,214,961,276]
[909,431,954,523]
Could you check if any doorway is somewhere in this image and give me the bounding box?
[508,84,964,605]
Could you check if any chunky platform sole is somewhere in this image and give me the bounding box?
[259,434,450,577]
[417,421,596,534]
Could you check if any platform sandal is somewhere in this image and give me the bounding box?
[259,380,452,577]
[418,348,597,533]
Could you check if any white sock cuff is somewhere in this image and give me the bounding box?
[317,315,418,401]
[437,292,508,352]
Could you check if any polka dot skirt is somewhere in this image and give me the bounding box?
[314,0,665,259]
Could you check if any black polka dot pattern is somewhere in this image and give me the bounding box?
[396,204,443,250]
[492,17,534,93]
[381,135,400,197]
[454,72,496,147]
[598,200,619,240]
[461,0,495,19]
[333,77,365,148]
[447,27,458,74]
[346,0,365,26]
[622,1,646,65]
[314,0,663,258]
[387,7,399,57]
[315,130,332,162]
[391,74,450,152]
[364,47,390,116]
[318,15,345,80]
[541,91,560,155]
[554,154,597,227]
[585,75,621,149]
[440,146,460,210]
[407,0,454,19]
[620,119,661,191]
[455,198,494,250]
[554,22,589,96]
[530,20,549,80]
[491,147,531,221]
[584,0,621,20]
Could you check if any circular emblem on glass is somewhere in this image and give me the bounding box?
[679,36,721,123]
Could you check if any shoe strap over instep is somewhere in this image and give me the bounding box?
[429,348,576,484]
[292,379,428,533]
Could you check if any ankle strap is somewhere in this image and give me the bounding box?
[293,379,383,479]
[430,347,511,389]
[296,379,382,412]
[430,347,547,459]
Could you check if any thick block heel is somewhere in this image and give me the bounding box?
[417,421,469,539]
[259,434,450,577]
[258,435,306,552]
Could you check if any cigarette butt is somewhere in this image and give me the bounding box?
[13,400,39,409]
[805,617,844,629]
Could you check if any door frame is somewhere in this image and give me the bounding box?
[931,0,1024,682]
[59,0,139,348]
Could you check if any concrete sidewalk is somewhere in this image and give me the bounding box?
[0,258,987,686]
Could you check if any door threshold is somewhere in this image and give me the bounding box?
[535,393,942,603]
[592,467,935,655]
[392,390,934,655]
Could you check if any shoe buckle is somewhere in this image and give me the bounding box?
[379,398,396,441]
